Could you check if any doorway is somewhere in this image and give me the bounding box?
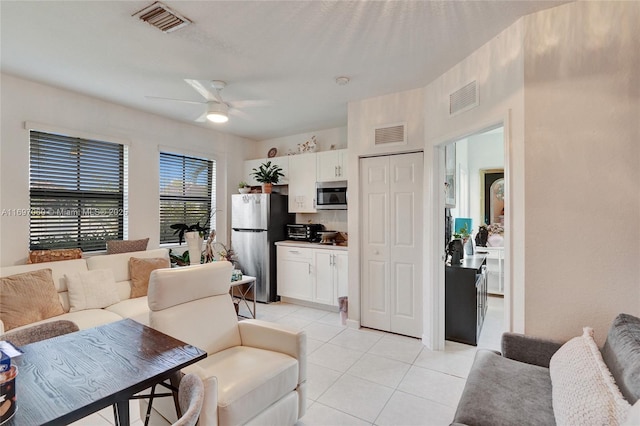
[441,125,508,350]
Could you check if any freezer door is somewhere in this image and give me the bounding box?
[231,229,273,303]
[231,194,268,230]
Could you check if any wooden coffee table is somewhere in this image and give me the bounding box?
[6,318,206,426]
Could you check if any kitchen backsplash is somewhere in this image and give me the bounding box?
[296,210,347,232]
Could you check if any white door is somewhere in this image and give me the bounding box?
[361,152,423,337]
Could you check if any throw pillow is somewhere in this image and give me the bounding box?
[0,269,64,331]
[28,248,83,264]
[106,238,149,255]
[550,327,631,425]
[129,257,170,298]
[64,269,120,312]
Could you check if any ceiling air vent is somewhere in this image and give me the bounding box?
[374,123,406,146]
[449,81,478,116]
[133,2,191,33]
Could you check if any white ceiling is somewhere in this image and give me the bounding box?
[1,1,568,141]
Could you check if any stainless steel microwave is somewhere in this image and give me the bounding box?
[315,181,347,210]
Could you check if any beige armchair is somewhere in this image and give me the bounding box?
[146,261,306,426]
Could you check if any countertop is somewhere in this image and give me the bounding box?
[275,240,348,251]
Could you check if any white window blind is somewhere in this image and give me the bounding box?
[29,131,125,252]
[159,152,215,244]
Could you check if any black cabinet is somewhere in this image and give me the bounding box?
[445,254,487,346]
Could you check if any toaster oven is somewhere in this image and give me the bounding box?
[286,224,324,242]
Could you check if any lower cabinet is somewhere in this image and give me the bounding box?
[277,245,347,307]
[445,255,487,346]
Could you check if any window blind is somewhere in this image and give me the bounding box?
[29,131,125,252]
[159,152,214,244]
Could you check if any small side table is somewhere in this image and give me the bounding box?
[230,275,256,319]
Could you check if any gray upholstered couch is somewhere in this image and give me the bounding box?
[452,313,640,426]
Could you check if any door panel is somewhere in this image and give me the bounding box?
[361,153,423,338]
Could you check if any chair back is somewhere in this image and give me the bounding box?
[147,261,240,355]
[173,374,205,426]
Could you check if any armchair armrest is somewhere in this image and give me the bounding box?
[501,332,564,368]
[238,319,307,381]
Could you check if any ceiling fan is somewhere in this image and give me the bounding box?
[147,79,268,123]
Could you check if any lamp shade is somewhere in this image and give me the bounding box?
[207,103,229,123]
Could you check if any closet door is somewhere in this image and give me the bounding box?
[361,152,423,337]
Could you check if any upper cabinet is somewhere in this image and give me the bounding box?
[243,157,289,186]
[288,153,317,213]
[317,149,348,182]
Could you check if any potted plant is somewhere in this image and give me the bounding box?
[170,210,216,265]
[238,181,250,194]
[250,161,284,194]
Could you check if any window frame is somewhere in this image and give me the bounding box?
[159,151,216,245]
[28,129,127,252]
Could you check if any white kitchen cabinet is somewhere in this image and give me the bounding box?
[287,153,316,213]
[277,246,313,301]
[277,244,348,307]
[243,157,289,186]
[314,249,348,306]
[316,149,347,182]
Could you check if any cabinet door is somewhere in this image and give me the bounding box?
[288,153,317,213]
[277,247,313,301]
[269,157,289,185]
[313,250,335,305]
[317,149,347,182]
[244,159,263,186]
[335,252,348,298]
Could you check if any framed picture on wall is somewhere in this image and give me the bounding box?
[445,144,456,207]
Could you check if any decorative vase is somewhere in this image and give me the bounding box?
[262,183,272,194]
[238,187,250,194]
[185,231,203,265]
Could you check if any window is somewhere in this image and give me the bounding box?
[29,131,126,252]
[159,152,215,244]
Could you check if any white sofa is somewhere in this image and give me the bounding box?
[0,248,169,334]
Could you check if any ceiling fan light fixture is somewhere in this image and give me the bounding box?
[207,103,229,123]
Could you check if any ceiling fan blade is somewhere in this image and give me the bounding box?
[230,99,274,108]
[146,95,205,105]
[229,108,251,120]
[184,79,216,102]
[194,112,207,122]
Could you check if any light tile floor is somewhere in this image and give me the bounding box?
[73,296,504,426]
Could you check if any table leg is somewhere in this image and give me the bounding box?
[115,400,130,426]
[170,373,182,419]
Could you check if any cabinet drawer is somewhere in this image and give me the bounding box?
[277,246,312,261]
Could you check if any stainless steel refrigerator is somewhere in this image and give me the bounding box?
[231,193,293,303]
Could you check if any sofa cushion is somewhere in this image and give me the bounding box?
[550,327,630,426]
[105,297,150,326]
[183,345,298,426]
[65,269,120,312]
[0,269,65,331]
[129,257,170,298]
[6,308,123,333]
[28,248,82,264]
[452,350,555,426]
[602,313,640,404]
[106,238,149,255]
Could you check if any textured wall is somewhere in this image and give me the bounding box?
[0,74,253,266]
[522,1,640,343]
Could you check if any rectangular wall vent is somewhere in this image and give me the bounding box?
[449,81,479,116]
[133,2,191,33]
[374,123,406,146]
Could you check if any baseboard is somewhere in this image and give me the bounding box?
[346,319,360,329]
